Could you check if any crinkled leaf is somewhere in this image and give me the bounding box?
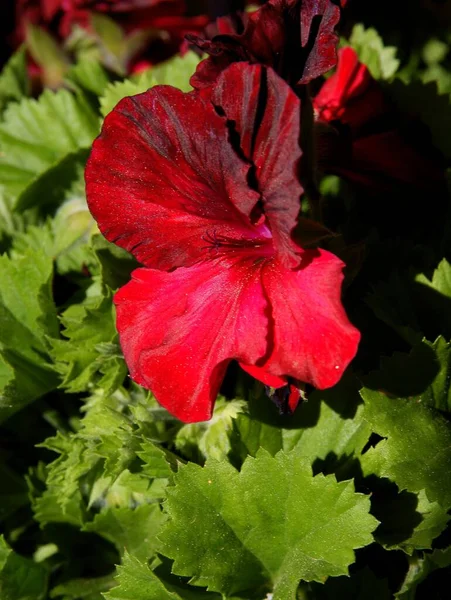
[0,88,99,200]
[348,24,400,80]
[160,447,378,599]
[360,388,451,508]
[0,245,59,423]
[50,290,126,394]
[175,398,247,463]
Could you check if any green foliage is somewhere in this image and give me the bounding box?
[100,70,156,117]
[0,48,29,115]
[0,536,48,599]
[360,388,451,507]
[348,24,400,79]
[0,242,59,422]
[160,447,377,599]
[100,52,200,117]
[0,88,99,200]
[25,23,68,89]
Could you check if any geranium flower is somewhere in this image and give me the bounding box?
[188,0,343,90]
[85,62,360,422]
[313,46,444,190]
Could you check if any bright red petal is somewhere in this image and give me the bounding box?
[212,63,303,267]
[248,250,360,389]
[114,258,268,423]
[86,85,261,270]
[313,47,387,130]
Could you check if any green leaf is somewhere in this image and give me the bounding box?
[0,47,29,115]
[0,88,99,200]
[66,59,111,96]
[348,24,400,80]
[0,536,48,600]
[364,337,451,413]
[396,547,451,599]
[373,487,449,554]
[234,376,371,478]
[100,51,200,117]
[147,52,202,91]
[50,290,126,394]
[160,447,378,599]
[91,13,127,75]
[105,552,221,600]
[15,148,90,212]
[360,388,451,508]
[0,244,59,423]
[100,70,157,117]
[104,553,183,600]
[84,504,167,561]
[175,398,247,463]
[50,574,114,600]
[25,23,68,89]
[415,259,451,338]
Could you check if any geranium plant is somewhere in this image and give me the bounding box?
[1,0,451,598]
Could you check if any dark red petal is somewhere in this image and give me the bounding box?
[114,258,269,423]
[212,63,303,267]
[255,250,360,389]
[299,0,341,83]
[86,85,261,270]
[190,0,341,89]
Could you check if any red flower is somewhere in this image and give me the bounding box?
[313,46,444,190]
[86,62,360,422]
[188,0,342,90]
[16,0,206,43]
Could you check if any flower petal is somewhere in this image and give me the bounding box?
[245,249,360,389]
[190,0,341,89]
[212,63,303,267]
[86,85,260,270]
[114,258,269,423]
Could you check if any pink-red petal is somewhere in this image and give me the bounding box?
[244,250,360,390]
[114,257,269,422]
